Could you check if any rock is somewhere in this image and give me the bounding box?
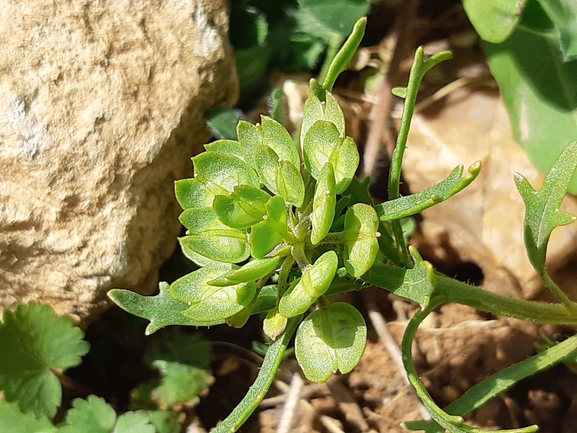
[404,88,577,298]
[0,0,238,320]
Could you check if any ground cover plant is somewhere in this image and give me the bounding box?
[3,2,577,432]
[108,17,577,433]
[0,302,214,432]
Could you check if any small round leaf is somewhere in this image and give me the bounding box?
[175,178,214,210]
[303,120,341,180]
[263,308,288,340]
[208,256,281,286]
[255,144,281,194]
[344,203,379,277]
[276,160,305,208]
[193,151,260,192]
[330,136,359,193]
[250,196,287,258]
[295,302,367,383]
[170,266,256,323]
[205,139,253,165]
[279,250,338,317]
[310,163,336,245]
[261,115,301,169]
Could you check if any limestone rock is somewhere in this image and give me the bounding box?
[0,0,238,320]
[405,88,577,298]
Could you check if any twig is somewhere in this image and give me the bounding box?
[276,372,304,433]
[320,415,346,433]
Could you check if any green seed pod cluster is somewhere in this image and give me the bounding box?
[170,86,381,381]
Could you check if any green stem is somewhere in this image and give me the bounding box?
[318,33,344,87]
[387,48,452,265]
[320,18,367,93]
[401,301,538,433]
[443,333,577,418]
[277,255,295,298]
[212,316,300,433]
[434,274,577,325]
[542,271,577,314]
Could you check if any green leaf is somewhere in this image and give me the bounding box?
[204,139,253,165]
[295,302,366,383]
[303,120,359,192]
[60,396,155,433]
[310,163,337,245]
[237,120,262,164]
[250,196,288,258]
[206,108,243,140]
[536,0,577,61]
[324,92,346,136]
[343,203,379,277]
[263,308,288,340]
[0,400,56,433]
[170,266,256,323]
[303,120,341,179]
[297,0,369,37]
[209,256,281,287]
[276,160,306,208]
[255,144,281,194]
[214,185,270,230]
[462,0,526,43]
[146,333,210,368]
[144,411,180,433]
[193,151,260,193]
[0,303,89,419]
[361,247,436,307]
[109,283,224,335]
[300,91,346,149]
[179,207,250,264]
[174,178,214,210]
[514,141,577,274]
[279,250,338,317]
[213,195,262,229]
[329,136,359,194]
[374,162,482,221]
[260,115,301,170]
[148,360,213,408]
[110,283,278,335]
[484,16,577,193]
[300,92,324,149]
[114,412,157,433]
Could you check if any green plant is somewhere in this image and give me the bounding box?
[0,302,213,433]
[109,16,577,433]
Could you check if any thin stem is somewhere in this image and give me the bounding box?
[434,274,577,325]
[542,271,577,314]
[291,243,310,270]
[277,255,295,298]
[318,33,344,87]
[443,333,577,417]
[387,48,452,265]
[212,316,301,433]
[320,18,367,93]
[401,301,538,433]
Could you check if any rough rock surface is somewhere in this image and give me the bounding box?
[405,88,577,299]
[0,0,238,320]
